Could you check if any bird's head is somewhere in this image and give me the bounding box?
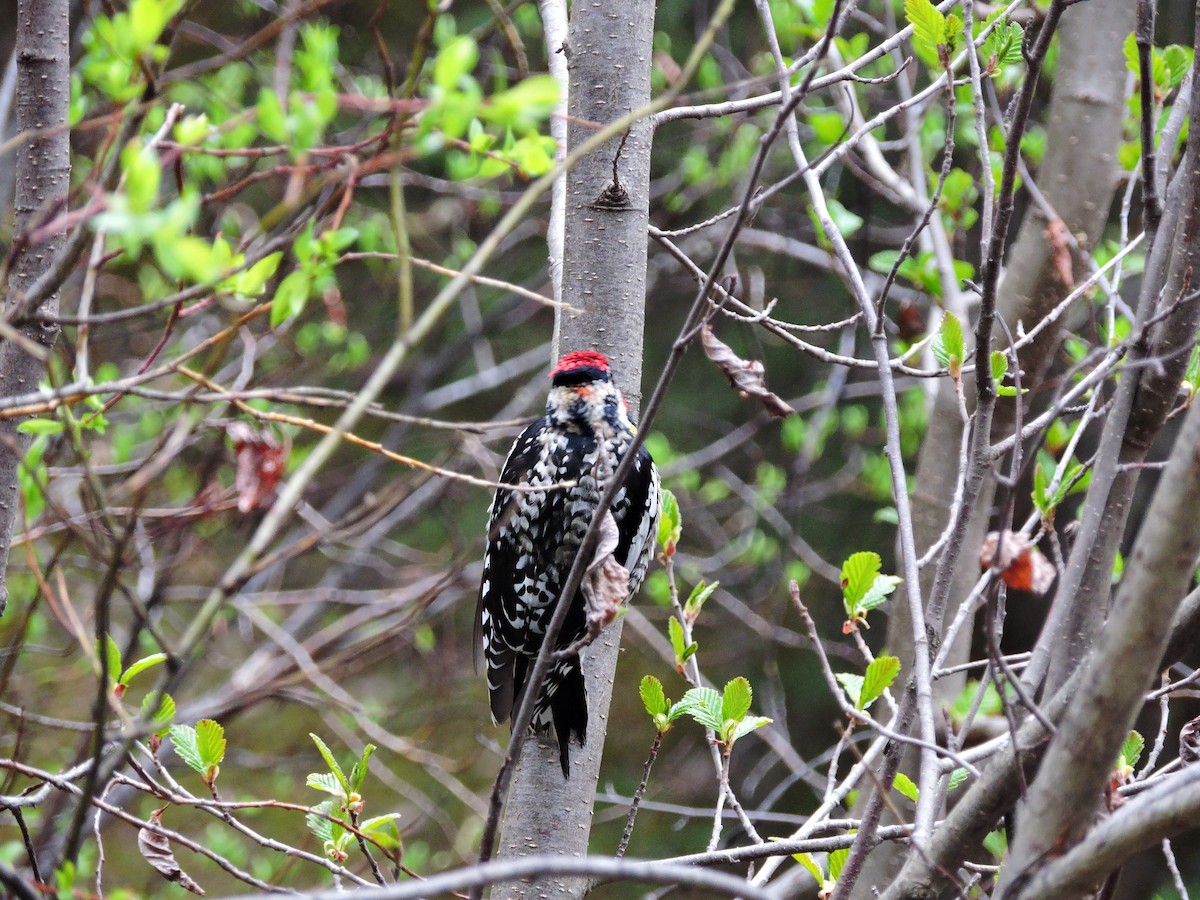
[546,351,628,430]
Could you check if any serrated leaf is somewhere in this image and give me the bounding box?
[169,725,203,775]
[361,813,402,850]
[828,847,850,881]
[858,574,902,612]
[731,715,772,742]
[893,772,919,802]
[657,488,681,553]
[1119,730,1145,770]
[841,551,883,609]
[195,719,225,783]
[837,673,864,708]
[306,771,347,797]
[947,767,969,791]
[991,350,1009,383]
[905,0,946,64]
[640,675,669,719]
[933,312,965,371]
[792,851,825,883]
[673,687,723,732]
[860,656,901,710]
[310,733,349,791]
[722,676,753,722]
[668,615,686,658]
[306,799,337,843]
[119,653,168,686]
[141,692,175,735]
[351,743,376,793]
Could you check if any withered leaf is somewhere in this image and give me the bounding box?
[138,808,205,895]
[979,531,1056,596]
[227,422,287,514]
[581,511,630,635]
[700,323,793,418]
[1180,715,1200,767]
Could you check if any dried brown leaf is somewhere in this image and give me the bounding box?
[700,323,793,418]
[581,511,630,633]
[1180,715,1200,766]
[138,808,205,895]
[979,530,1056,596]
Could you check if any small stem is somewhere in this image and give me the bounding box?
[616,731,663,857]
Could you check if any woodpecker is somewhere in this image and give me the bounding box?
[477,350,660,777]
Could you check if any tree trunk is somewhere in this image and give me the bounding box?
[493,0,656,896]
[0,0,71,616]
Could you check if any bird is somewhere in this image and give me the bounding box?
[477,350,660,777]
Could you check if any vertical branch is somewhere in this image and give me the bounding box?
[0,0,71,617]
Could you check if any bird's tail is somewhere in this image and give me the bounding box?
[546,657,587,778]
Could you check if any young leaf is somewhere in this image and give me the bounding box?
[860,655,901,710]
[119,653,168,686]
[858,574,902,613]
[97,635,122,684]
[351,743,376,793]
[828,847,850,882]
[684,580,719,620]
[657,488,681,555]
[836,673,864,708]
[1119,730,1145,770]
[307,771,347,798]
[722,676,753,723]
[792,851,825,884]
[893,772,919,802]
[947,767,969,791]
[306,799,337,843]
[905,0,947,63]
[932,312,965,375]
[640,675,669,719]
[17,418,64,436]
[195,719,225,784]
[141,692,175,735]
[310,733,349,792]
[841,552,883,610]
[169,725,203,775]
[730,715,773,742]
[673,687,724,732]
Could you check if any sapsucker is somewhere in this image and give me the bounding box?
[477,351,660,776]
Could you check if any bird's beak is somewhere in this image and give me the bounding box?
[573,386,593,398]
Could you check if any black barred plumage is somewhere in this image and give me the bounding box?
[476,351,660,777]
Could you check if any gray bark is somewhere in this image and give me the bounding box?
[493,0,656,896]
[0,0,71,616]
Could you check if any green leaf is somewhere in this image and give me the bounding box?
[657,488,681,554]
[947,767,969,791]
[310,733,349,792]
[195,719,225,782]
[836,673,864,708]
[893,772,919,802]
[828,847,850,882]
[640,675,669,719]
[97,635,122,684]
[119,653,167,686]
[307,771,347,797]
[905,0,947,64]
[306,799,338,844]
[792,851,825,884]
[17,418,64,436]
[141,691,175,735]
[169,724,203,774]
[932,312,965,374]
[858,574,902,613]
[121,141,161,214]
[841,551,882,609]
[1119,730,1145,770]
[722,676,753,722]
[351,743,376,793]
[860,656,901,710]
[433,36,478,90]
[271,270,310,327]
[257,90,288,143]
[230,252,282,297]
[361,813,402,850]
[673,687,723,732]
[684,580,718,619]
[730,715,772,742]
